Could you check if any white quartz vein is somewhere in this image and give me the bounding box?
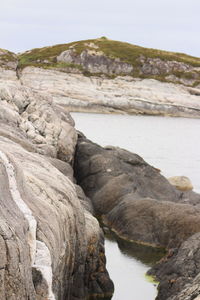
[0,150,55,300]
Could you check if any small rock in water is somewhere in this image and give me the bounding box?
[168,176,193,191]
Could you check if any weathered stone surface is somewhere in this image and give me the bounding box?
[20,67,200,118]
[168,175,193,191]
[74,137,200,249]
[0,69,113,299]
[0,68,77,162]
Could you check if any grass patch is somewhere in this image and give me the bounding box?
[0,48,17,68]
[18,60,83,71]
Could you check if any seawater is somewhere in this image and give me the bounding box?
[72,113,200,193]
[71,112,200,300]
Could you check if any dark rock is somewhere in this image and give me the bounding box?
[74,135,200,300]
[148,233,200,300]
[74,136,200,249]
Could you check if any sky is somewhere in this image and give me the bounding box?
[0,0,199,57]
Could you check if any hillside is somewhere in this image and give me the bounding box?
[0,48,18,69]
[18,37,200,87]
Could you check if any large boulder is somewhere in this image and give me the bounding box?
[74,136,200,248]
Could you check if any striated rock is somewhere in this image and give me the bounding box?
[20,67,200,118]
[0,68,114,299]
[0,67,77,162]
[74,136,200,249]
[168,175,193,191]
[0,139,113,299]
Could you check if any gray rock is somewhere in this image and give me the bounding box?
[20,67,200,118]
[57,48,134,75]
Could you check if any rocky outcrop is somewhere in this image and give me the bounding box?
[57,48,134,76]
[0,67,114,299]
[0,66,77,162]
[19,67,200,118]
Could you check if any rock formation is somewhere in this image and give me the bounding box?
[0,61,114,299]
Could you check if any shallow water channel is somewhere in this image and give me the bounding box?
[71,112,200,300]
[104,232,164,300]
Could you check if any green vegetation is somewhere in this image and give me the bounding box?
[18,37,200,68]
[0,48,17,68]
[145,274,159,285]
[93,38,200,67]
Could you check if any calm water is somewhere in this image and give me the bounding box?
[72,113,200,192]
[71,112,200,300]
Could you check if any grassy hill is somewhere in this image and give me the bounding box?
[18,37,200,68]
[1,38,199,86]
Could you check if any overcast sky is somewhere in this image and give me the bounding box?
[0,0,199,57]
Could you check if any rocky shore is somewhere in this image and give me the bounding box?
[1,39,200,300]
